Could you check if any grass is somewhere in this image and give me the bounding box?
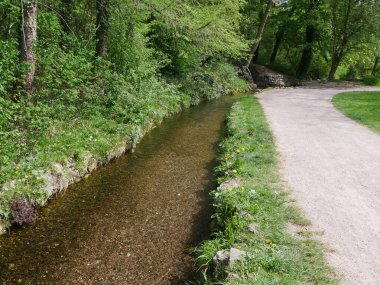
[196,95,336,284]
[333,91,380,133]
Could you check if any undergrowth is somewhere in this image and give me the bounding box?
[0,59,247,227]
[196,95,336,284]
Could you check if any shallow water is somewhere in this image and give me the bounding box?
[0,96,237,285]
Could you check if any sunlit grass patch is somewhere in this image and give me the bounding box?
[333,91,380,133]
[197,95,336,284]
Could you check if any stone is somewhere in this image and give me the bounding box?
[213,250,229,267]
[220,178,242,191]
[229,248,246,266]
[249,64,299,88]
[107,144,126,161]
[80,152,98,173]
[0,223,7,235]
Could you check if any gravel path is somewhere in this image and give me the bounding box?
[257,86,380,285]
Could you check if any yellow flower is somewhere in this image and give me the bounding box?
[266,239,272,244]
[228,188,233,192]
[232,169,237,174]
[236,149,241,153]
[241,147,246,151]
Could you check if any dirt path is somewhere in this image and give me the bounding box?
[257,85,380,285]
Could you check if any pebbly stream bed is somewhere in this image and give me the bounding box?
[0,95,237,285]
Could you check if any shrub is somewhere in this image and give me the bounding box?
[362,75,380,86]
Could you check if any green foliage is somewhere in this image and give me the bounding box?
[174,61,248,104]
[146,0,248,75]
[0,0,247,225]
[362,76,380,87]
[0,39,19,98]
[197,96,336,284]
[251,0,380,80]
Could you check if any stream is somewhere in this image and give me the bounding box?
[0,96,237,284]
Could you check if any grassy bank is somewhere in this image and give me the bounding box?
[197,95,336,284]
[0,63,247,231]
[333,91,380,133]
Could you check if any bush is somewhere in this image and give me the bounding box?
[362,75,380,86]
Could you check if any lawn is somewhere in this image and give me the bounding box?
[333,91,380,133]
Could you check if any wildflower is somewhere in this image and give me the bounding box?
[232,169,237,174]
[241,147,246,151]
[266,239,272,244]
[228,188,232,192]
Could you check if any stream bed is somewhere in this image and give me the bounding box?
[0,96,237,284]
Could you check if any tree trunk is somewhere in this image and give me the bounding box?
[270,27,284,64]
[95,0,110,57]
[246,0,273,68]
[328,55,340,81]
[252,43,260,64]
[60,0,72,34]
[296,25,315,78]
[372,55,379,75]
[20,0,37,93]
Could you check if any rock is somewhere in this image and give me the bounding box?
[249,82,258,90]
[249,64,299,88]
[107,144,127,161]
[229,248,246,266]
[80,152,97,174]
[52,163,63,175]
[65,167,80,184]
[248,223,258,234]
[213,250,229,267]
[0,223,7,235]
[87,158,97,173]
[37,173,55,195]
[220,178,242,191]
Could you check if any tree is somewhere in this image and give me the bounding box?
[246,0,273,68]
[95,0,110,57]
[269,3,295,64]
[20,0,37,93]
[60,0,72,34]
[296,0,323,78]
[372,54,379,75]
[327,0,379,80]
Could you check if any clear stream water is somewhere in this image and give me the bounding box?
[0,96,237,285]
